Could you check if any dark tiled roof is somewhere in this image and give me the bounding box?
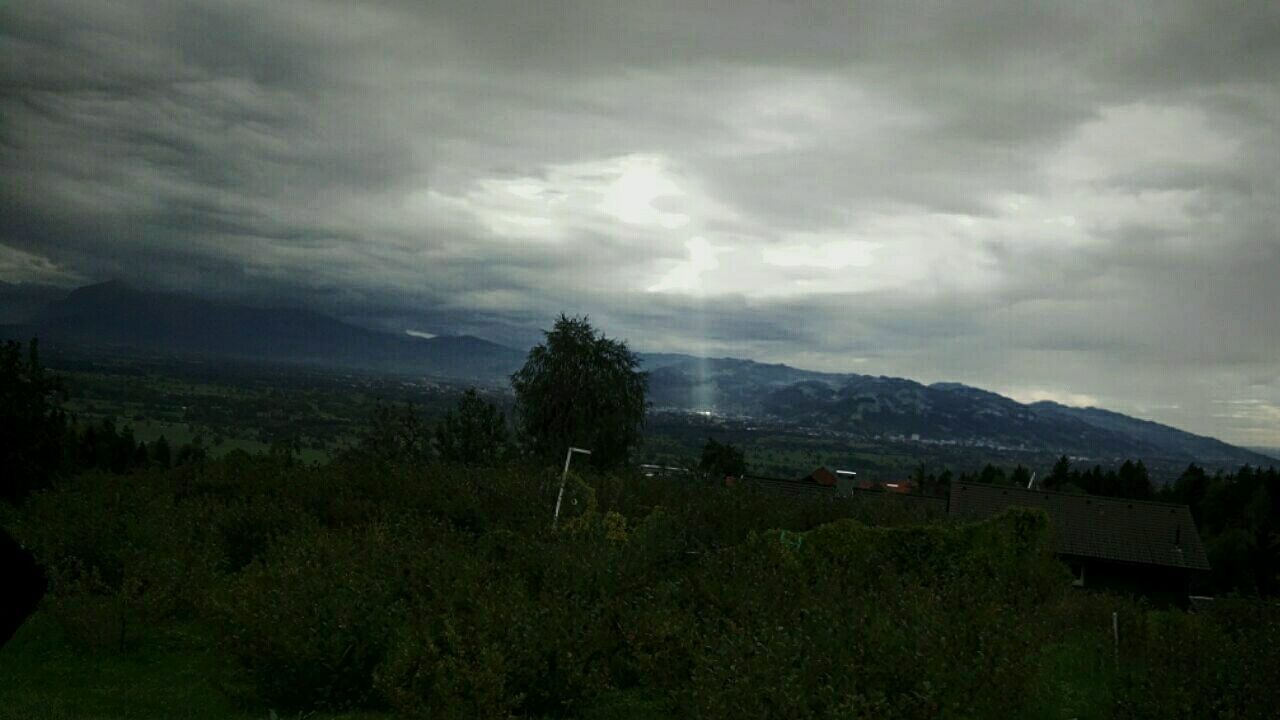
[859,490,948,514]
[949,483,1210,571]
[741,475,838,498]
[805,467,838,486]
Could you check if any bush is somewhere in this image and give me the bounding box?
[1113,598,1280,719]
[658,509,1068,719]
[376,514,633,718]
[9,471,224,646]
[214,520,425,711]
[9,453,1279,718]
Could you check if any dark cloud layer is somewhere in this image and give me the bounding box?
[2,0,1278,444]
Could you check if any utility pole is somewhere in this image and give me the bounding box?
[553,446,592,528]
[835,469,857,496]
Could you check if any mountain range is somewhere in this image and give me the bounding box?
[647,357,1271,466]
[2,281,526,382]
[2,281,1271,468]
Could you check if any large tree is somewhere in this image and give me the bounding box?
[0,338,67,502]
[510,315,648,470]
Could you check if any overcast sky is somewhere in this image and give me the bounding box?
[2,1,1278,445]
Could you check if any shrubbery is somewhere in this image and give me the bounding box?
[7,453,1280,718]
[1111,597,1280,719]
[216,521,417,709]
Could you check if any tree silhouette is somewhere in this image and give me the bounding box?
[0,338,67,502]
[700,438,746,479]
[511,315,648,470]
[1046,455,1072,490]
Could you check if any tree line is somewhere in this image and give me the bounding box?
[2,314,651,503]
[907,454,1280,596]
[7,318,1277,598]
[2,339,210,503]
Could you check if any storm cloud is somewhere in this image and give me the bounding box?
[2,0,1278,445]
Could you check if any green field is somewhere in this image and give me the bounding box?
[44,350,481,466]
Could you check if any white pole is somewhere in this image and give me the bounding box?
[553,447,591,528]
[1112,611,1119,670]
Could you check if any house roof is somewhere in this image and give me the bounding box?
[805,467,838,487]
[741,475,838,498]
[948,482,1210,572]
[735,475,946,515]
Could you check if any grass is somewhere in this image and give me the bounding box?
[2,612,674,720]
[1026,635,1115,720]
[0,611,387,720]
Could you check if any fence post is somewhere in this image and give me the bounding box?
[1112,611,1119,671]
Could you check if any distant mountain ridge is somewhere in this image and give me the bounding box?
[1246,447,1280,461]
[646,356,1272,468]
[2,281,1270,468]
[7,281,526,383]
[0,280,69,324]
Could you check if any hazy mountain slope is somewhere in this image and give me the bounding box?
[1030,402,1276,467]
[646,357,1264,465]
[648,357,845,413]
[37,281,384,360]
[0,281,70,324]
[637,352,701,371]
[1246,447,1280,461]
[402,334,527,381]
[15,281,526,382]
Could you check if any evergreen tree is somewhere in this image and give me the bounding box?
[151,435,172,469]
[978,464,1006,485]
[1172,464,1209,521]
[1046,455,1072,490]
[0,338,67,502]
[936,469,953,494]
[1010,465,1031,488]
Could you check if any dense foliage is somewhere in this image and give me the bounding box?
[698,437,746,479]
[1,338,68,501]
[5,449,1279,718]
[1,339,207,502]
[1043,456,1156,499]
[433,388,509,464]
[511,315,648,470]
[351,402,434,465]
[1161,463,1280,596]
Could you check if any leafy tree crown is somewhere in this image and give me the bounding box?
[510,314,648,470]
